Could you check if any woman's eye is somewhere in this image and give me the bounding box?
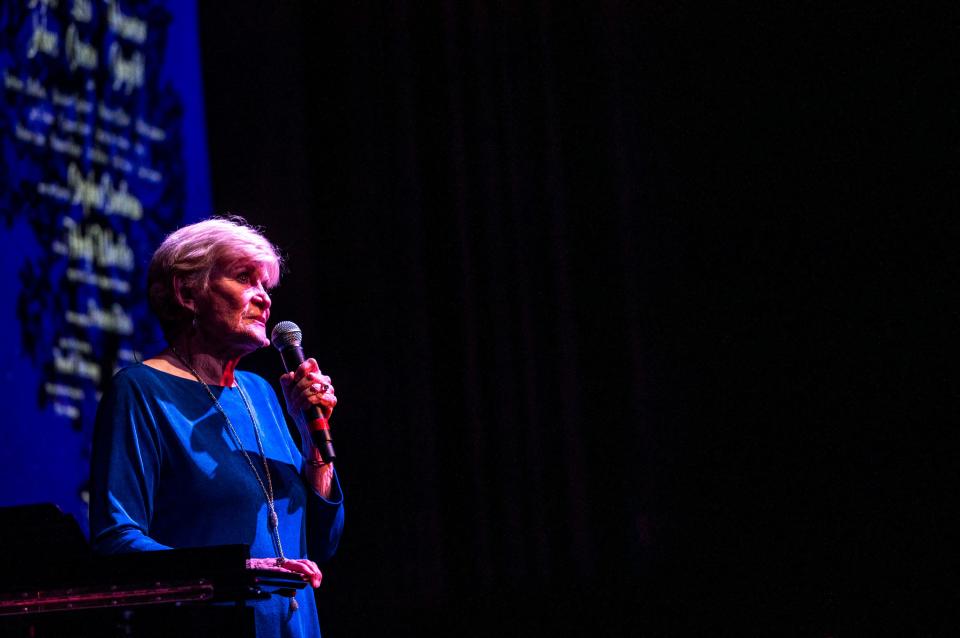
[235,273,250,284]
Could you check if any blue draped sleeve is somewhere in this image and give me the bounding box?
[89,366,173,553]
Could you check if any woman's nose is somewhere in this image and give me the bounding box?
[254,284,271,309]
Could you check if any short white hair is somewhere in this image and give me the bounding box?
[147,215,282,337]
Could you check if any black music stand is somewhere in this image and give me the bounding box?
[0,503,306,638]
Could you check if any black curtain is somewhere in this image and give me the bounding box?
[198,3,945,635]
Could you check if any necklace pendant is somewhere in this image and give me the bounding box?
[289,597,299,612]
[268,510,278,529]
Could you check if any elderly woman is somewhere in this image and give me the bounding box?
[90,217,344,638]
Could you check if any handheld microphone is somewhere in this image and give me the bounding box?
[271,320,336,463]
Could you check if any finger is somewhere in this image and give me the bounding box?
[305,382,334,399]
[284,559,323,588]
[294,370,325,394]
[298,366,327,384]
[307,380,331,395]
[280,559,306,574]
[303,560,322,588]
[294,383,326,412]
[296,358,320,381]
[301,387,336,413]
[291,370,334,412]
[246,557,296,574]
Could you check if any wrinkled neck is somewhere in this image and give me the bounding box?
[167,337,244,387]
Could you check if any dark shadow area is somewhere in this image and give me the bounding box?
[197,3,947,635]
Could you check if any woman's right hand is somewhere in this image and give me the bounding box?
[246,557,323,588]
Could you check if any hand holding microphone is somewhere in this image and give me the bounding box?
[273,321,337,463]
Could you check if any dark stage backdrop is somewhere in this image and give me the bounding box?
[1,0,210,532]
[198,3,803,635]
[197,3,943,636]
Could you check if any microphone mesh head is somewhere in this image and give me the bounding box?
[271,320,302,350]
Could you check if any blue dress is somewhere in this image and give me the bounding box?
[89,363,345,638]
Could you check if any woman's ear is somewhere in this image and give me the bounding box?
[172,275,198,314]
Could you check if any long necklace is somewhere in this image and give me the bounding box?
[168,347,288,565]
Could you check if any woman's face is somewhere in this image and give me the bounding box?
[194,256,274,355]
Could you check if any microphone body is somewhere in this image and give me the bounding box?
[271,322,336,463]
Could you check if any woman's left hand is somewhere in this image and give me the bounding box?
[279,357,337,450]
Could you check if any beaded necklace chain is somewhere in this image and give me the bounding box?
[169,346,287,565]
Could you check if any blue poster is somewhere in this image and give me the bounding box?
[0,0,211,532]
